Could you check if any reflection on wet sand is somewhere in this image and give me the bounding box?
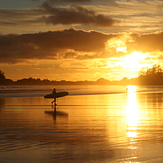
[0,96,116,163]
[126,85,139,138]
[0,98,5,108]
[44,106,68,122]
[124,86,163,162]
[2,88,163,162]
[125,85,139,157]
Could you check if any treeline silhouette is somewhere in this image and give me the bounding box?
[1,65,163,85]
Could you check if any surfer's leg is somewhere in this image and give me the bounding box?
[54,98,57,106]
[52,98,56,106]
[51,100,54,106]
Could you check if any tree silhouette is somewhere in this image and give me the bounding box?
[0,70,13,85]
[140,64,163,76]
[0,70,6,85]
[139,64,163,84]
[0,70,5,80]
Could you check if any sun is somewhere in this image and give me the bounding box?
[121,51,149,69]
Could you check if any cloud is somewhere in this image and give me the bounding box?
[1,0,162,34]
[43,0,117,5]
[129,32,163,52]
[41,3,116,27]
[0,8,42,27]
[45,0,91,4]
[0,27,162,65]
[0,3,118,32]
[0,8,40,17]
[0,28,115,64]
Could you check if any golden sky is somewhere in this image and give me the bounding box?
[0,0,163,81]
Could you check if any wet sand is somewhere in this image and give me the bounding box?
[1,93,163,162]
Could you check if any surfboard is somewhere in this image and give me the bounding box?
[44,92,69,98]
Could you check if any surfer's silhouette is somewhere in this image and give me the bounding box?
[51,88,57,106]
[44,89,68,107]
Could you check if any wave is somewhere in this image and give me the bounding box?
[0,85,163,98]
[0,90,125,98]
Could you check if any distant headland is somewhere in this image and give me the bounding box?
[1,65,163,85]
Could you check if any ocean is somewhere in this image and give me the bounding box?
[1,85,163,162]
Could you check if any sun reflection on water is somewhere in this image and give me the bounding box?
[127,131,138,138]
[126,85,139,139]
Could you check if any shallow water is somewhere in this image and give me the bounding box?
[1,85,163,162]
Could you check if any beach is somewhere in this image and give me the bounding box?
[1,85,163,162]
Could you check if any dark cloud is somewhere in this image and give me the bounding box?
[43,0,117,5]
[46,0,91,4]
[1,28,162,64]
[0,28,115,64]
[129,32,163,52]
[0,3,117,28]
[41,4,116,27]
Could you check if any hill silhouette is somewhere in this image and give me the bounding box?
[1,65,163,85]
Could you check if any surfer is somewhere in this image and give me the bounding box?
[51,88,56,106]
[44,89,68,107]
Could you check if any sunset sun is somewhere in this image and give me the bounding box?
[121,51,149,69]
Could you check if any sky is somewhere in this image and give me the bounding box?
[0,0,163,81]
